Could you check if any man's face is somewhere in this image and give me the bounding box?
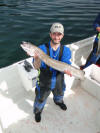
[50,32,64,44]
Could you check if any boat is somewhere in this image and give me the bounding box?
[0,35,100,133]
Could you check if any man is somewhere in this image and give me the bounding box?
[33,23,72,122]
[81,13,100,69]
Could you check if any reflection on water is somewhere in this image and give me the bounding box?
[0,0,100,68]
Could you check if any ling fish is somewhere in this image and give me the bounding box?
[20,41,85,80]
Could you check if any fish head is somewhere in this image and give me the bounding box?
[21,41,33,49]
[20,41,39,57]
[20,41,35,56]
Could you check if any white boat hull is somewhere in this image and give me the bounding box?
[0,35,100,133]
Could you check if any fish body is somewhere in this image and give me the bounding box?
[21,42,85,80]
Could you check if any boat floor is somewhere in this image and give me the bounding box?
[0,66,100,133]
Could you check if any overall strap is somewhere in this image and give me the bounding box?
[45,43,50,70]
[59,45,64,61]
[45,43,49,55]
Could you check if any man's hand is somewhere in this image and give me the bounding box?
[34,52,39,59]
[33,52,41,70]
[64,70,72,77]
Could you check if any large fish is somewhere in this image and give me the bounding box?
[20,42,85,80]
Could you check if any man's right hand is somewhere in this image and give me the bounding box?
[33,52,41,69]
[34,52,39,59]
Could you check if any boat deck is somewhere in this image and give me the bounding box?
[0,64,100,133]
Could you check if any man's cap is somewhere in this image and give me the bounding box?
[50,23,64,34]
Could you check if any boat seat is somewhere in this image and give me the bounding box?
[17,58,38,91]
[81,64,100,101]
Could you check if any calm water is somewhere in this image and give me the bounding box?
[0,0,100,68]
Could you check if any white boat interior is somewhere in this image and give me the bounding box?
[0,35,100,133]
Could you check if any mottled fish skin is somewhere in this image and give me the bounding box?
[21,41,85,80]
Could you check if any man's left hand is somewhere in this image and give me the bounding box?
[64,70,72,77]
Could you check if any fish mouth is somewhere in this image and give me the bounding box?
[21,41,33,49]
[21,41,27,46]
[20,41,29,48]
[20,41,29,50]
